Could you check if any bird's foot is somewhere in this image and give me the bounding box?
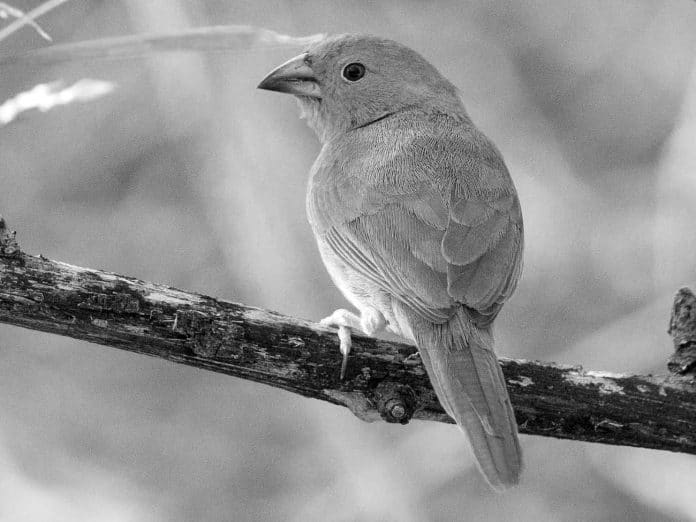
[320,308,386,379]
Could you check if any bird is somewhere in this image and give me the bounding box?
[258,34,524,490]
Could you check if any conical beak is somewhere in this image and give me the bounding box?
[257,53,321,98]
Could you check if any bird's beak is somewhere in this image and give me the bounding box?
[257,52,321,98]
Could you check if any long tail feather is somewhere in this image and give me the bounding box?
[413,308,522,490]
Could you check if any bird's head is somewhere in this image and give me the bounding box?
[258,34,466,142]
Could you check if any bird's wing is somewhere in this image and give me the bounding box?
[443,187,523,326]
[324,197,454,323]
[322,128,523,327]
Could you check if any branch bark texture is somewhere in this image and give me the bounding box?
[1,240,695,454]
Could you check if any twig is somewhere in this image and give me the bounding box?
[0,25,325,66]
[0,2,52,41]
[1,224,695,454]
[0,0,70,43]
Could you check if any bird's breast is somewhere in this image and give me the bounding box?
[305,137,384,235]
[305,123,441,235]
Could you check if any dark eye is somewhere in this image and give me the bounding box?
[342,62,365,81]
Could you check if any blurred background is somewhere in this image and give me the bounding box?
[1,1,696,520]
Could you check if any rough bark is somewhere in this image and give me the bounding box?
[668,287,696,376]
[1,220,695,455]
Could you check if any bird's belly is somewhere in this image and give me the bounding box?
[316,236,384,309]
[315,235,404,335]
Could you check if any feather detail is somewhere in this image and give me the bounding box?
[401,305,522,491]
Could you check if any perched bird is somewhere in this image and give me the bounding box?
[258,34,524,490]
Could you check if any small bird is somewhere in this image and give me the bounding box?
[258,34,524,490]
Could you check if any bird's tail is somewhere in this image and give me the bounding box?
[413,308,522,491]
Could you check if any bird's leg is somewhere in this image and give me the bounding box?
[320,307,386,379]
[320,309,360,379]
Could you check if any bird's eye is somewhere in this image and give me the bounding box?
[342,62,365,82]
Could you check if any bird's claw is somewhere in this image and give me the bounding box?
[320,309,360,379]
[403,352,422,365]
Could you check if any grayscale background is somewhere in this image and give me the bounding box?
[1,1,695,520]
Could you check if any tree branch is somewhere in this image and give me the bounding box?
[1,219,695,455]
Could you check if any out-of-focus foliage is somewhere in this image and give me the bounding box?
[1,1,695,521]
[0,79,114,125]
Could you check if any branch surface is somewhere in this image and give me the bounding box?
[1,225,695,454]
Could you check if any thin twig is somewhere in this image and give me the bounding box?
[0,0,71,43]
[0,25,325,66]
[0,2,52,41]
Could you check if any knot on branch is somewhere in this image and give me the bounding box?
[174,309,244,359]
[0,216,20,258]
[374,381,416,424]
[668,288,696,376]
